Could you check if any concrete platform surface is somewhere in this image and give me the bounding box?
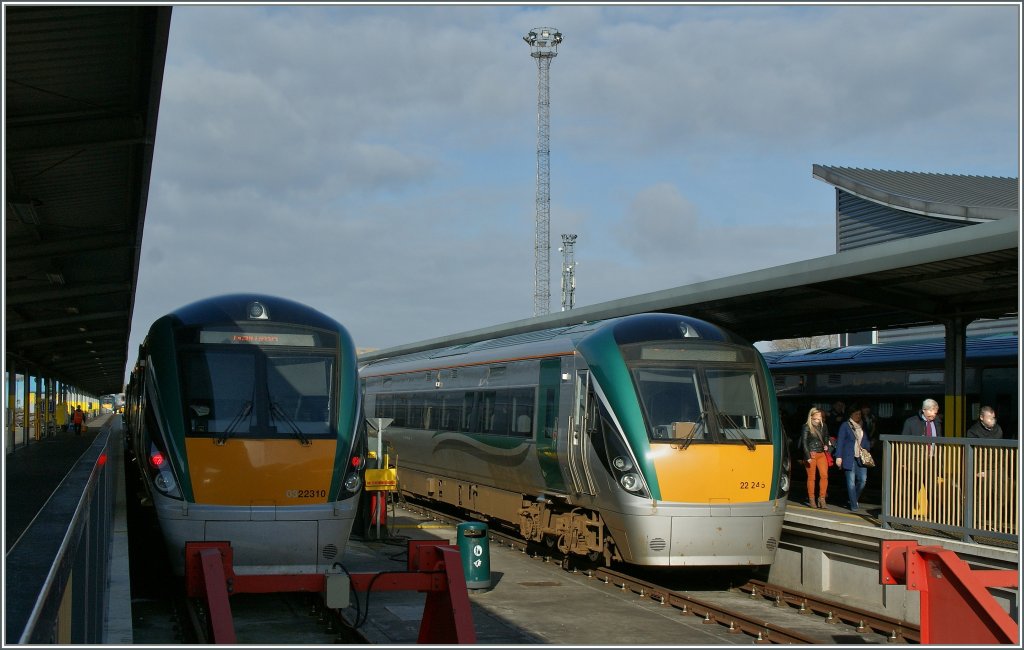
[334,504,756,646]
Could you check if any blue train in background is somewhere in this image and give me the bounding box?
[763,335,1018,440]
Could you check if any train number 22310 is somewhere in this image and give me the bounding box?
[285,489,327,498]
[739,481,765,490]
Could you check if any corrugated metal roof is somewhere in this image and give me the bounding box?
[837,193,961,251]
[813,165,1018,222]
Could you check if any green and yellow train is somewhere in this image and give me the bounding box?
[124,294,366,575]
[360,313,791,567]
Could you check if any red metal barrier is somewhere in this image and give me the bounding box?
[880,540,1018,644]
[184,540,477,644]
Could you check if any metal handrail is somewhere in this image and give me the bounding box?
[4,429,114,643]
[879,435,1018,544]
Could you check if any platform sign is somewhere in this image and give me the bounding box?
[365,467,398,491]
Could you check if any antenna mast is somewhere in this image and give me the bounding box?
[523,27,562,317]
[559,234,577,311]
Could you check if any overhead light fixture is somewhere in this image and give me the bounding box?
[46,273,64,286]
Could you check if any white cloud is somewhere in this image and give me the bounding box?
[127,4,1019,378]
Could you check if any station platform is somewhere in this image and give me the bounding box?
[4,413,116,552]
[4,413,133,644]
[336,505,762,645]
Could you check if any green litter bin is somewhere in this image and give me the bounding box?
[456,522,490,589]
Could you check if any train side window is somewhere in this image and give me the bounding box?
[511,387,534,437]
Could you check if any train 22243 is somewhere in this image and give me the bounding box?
[360,313,790,568]
[124,294,367,575]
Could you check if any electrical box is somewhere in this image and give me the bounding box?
[325,573,350,609]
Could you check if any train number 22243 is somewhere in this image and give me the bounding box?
[739,481,765,490]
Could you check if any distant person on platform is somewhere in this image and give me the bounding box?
[828,401,847,433]
[72,404,84,436]
[858,403,877,439]
[901,399,941,437]
[966,406,1003,439]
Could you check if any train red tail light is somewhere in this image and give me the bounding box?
[146,441,182,499]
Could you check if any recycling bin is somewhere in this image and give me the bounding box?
[456,522,490,589]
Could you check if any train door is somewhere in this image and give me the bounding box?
[566,370,597,496]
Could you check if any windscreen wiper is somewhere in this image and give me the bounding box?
[704,393,756,451]
[270,401,311,446]
[681,413,707,450]
[215,401,252,445]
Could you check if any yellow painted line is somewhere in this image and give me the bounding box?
[390,523,455,529]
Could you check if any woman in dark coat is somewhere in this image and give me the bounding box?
[835,408,872,512]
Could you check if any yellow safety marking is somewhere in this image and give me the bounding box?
[649,444,774,502]
[185,438,336,505]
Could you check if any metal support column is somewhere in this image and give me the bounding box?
[942,317,968,436]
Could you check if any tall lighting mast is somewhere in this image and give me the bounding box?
[559,233,577,311]
[523,27,562,317]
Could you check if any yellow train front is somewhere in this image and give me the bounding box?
[125,294,366,575]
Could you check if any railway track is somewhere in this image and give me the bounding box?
[401,499,920,645]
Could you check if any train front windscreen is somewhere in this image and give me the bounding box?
[622,343,769,444]
[180,326,340,440]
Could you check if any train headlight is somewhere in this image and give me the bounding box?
[611,456,633,472]
[620,473,643,493]
[343,474,362,493]
[779,452,791,494]
[247,301,269,320]
[154,471,178,495]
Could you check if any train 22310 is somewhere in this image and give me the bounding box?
[360,313,790,568]
[125,294,367,575]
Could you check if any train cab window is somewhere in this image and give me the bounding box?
[267,356,333,434]
[705,369,767,442]
[632,367,704,441]
[182,350,337,439]
[183,351,256,435]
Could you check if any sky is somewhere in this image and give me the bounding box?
[129,2,1021,378]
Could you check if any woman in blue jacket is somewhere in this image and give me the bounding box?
[835,407,871,512]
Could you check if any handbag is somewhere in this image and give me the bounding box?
[824,450,835,467]
[858,447,875,468]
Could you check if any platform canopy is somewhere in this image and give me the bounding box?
[362,217,1019,361]
[4,6,172,396]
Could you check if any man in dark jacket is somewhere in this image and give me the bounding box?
[901,398,941,437]
[966,406,1003,439]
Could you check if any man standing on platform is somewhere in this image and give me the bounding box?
[901,399,941,437]
[966,406,1003,439]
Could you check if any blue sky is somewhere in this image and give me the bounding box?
[129,3,1020,374]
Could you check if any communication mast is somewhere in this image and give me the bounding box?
[559,234,577,311]
[523,27,562,317]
